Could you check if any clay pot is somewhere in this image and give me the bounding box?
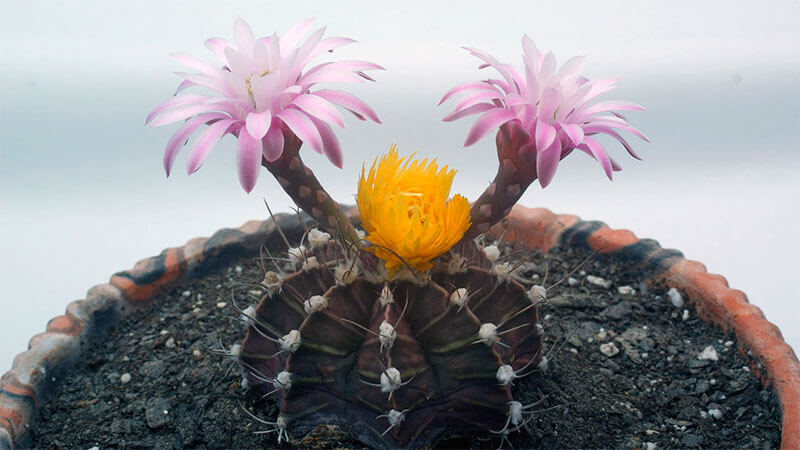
[1,206,798,449]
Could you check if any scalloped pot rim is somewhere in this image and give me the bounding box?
[1,205,798,450]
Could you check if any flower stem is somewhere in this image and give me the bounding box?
[262,131,361,250]
[461,121,538,241]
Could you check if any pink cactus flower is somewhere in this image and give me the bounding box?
[440,35,648,188]
[147,18,383,192]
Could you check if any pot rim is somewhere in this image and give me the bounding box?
[1,205,797,449]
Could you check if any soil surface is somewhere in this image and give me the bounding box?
[31,242,781,449]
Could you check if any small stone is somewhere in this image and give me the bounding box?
[617,285,635,295]
[182,290,191,297]
[681,434,704,447]
[600,342,620,357]
[596,329,608,341]
[724,340,734,347]
[165,337,175,348]
[216,301,227,308]
[579,270,586,276]
[567,277,578,286]
[667,287,684,307]
[159,329,168,335]
[586,275,611,289]
[682,309,690,321]
[235,265,243,274]
[192,349,202,358]
[698,346,719,361]
[708,408,723,419]
[145,397,170,429]
[120,373,131,384]
[644,442,657,450]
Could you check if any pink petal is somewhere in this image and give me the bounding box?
[584,119,650,142]
[560,123,585,147]
[537,87,562,123]
[149,102,227,127]
[280,18,315,57]
[276,109,323,153]
[582,125,643,160]
[576,100,645,119]
[442,102,495,122]
[539,51,556,80]
[186,119,236,174]
[439,81,494,105]
[170,53,224,80]
[245,110,272,140]
[284,26,327,78]
[537,139,562,188]
[464,108,517,147]
[163,113,227,176]
[262,124,284,162]
[555,55,586,81]
[313,89,381,123]
[173,79,196,95]
[463,46,516,89]
[174,72,231,96]
[453,88,504,114]
[233,17,255,51]
[534,119,557,152]
[303,37,356,65]
[299,60,384,85]
[582,136,613,179]
[204,37,232,64]
[308,115,343,168]
[237,129,262,192]
[292,94,345,128]
[146,94,209,125]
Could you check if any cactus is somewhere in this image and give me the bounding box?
[240,238,543,447]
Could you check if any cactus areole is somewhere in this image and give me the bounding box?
[149,17,645,448]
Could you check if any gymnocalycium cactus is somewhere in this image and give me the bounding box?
[148,18,646,448]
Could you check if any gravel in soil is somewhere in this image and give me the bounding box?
[31,243,781,449]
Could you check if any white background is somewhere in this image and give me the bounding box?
[1,0,798,373]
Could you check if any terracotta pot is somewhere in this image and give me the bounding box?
[1,205,798,449]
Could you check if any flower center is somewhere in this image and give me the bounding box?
[245,69,271,110]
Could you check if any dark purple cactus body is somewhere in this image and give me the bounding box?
[240,240,542,448]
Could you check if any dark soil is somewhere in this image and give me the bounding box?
[31,242,781,449]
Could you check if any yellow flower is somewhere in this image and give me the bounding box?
[357,146,471,278]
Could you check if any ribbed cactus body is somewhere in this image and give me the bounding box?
[240,240,542,448]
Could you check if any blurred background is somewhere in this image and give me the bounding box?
[1,0,798,373]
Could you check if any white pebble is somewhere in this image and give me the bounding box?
[667,287,684,307]
[216,301,227,308]
[192,349,201,358]
[617,285,635,295]
[579,270,586,276]
[708,408,723,419]
[586,275,611,289]
[159,329,168,335]
[235,265,243,274]
[596,330,608,341]
[724,340,734,347]
[682,309,690,321]
[182,290,191,297]
[567,277,578,286]
[165,337,175,348]
[644,442,657,450]
[120,373,131,384]
[599,342,619,357]
[698,345,719,361]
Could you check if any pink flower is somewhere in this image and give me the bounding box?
[147,18,383,192]
[440,35,648,188]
